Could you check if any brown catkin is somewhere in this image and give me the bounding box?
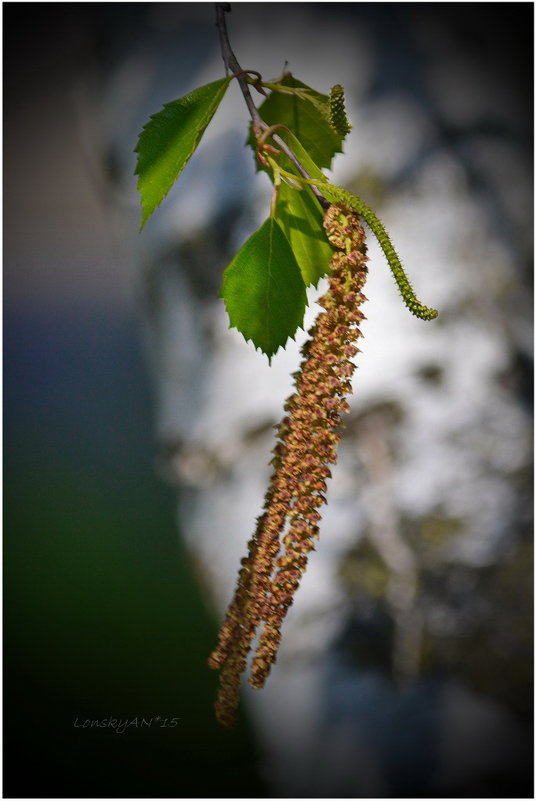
[209,203,369,723]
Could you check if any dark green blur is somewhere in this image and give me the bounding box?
[4,309,265,798]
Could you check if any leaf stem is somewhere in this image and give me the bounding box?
[215,3,330,209]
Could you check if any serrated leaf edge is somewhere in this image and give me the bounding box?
[135,77,231,230]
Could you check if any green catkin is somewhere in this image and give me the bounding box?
[329,85,352,137]
[314,183,438,321]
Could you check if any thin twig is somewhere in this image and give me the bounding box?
[215,3,264,127]
[215,3,330,209]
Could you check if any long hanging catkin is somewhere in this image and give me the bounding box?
[209,203,369,726]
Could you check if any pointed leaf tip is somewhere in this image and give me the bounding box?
[221,218,307,359]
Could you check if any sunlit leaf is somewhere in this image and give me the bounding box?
[275,181,332,287]
[135,77,231,229]
[249,74,344,170]
[221,217,307,360]
[273,126,328,183]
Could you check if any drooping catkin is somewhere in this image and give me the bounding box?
[209,203,369,724]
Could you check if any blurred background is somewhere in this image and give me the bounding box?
[4,3,533,798]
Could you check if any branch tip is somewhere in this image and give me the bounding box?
[214,2,330,209]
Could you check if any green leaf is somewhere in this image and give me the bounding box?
[262,76,335,123]
[275,181,332,287]
[221,217,307,360]
[135,77,231,229]
[266,127,332,286]
[247,121,333,288]
[250,74,344,170]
